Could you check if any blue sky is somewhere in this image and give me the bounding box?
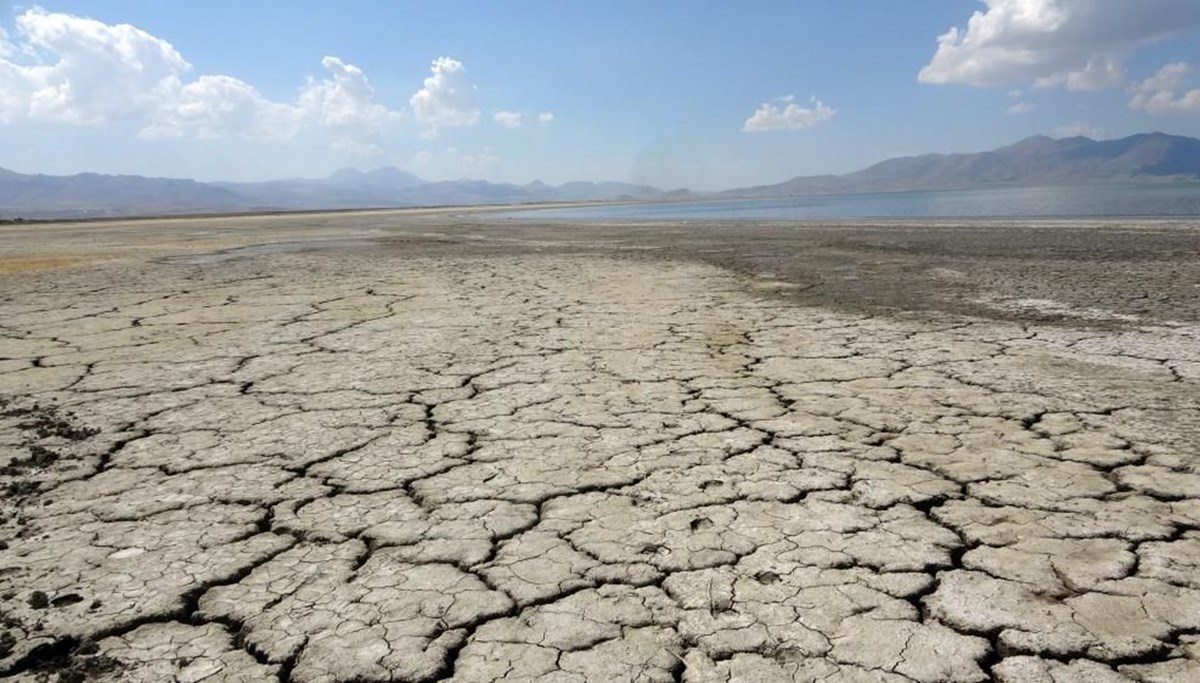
[2,1,1200,189]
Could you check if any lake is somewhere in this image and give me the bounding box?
[502,183,1200,221]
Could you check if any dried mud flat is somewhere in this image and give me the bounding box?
[1,211,1199,682]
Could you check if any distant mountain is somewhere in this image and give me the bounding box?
[553,181,664,201]
[379,179,663,207]
[0,165,668,219]
[326,166,425,189]
[7,132,1198,219]
[209,166,429,211]
[218,174,664,210]
[726,132,1200,198]
[0,171,246,218]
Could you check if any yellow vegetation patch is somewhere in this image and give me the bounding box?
[0,256,87,273]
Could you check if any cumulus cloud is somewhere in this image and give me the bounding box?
[1007,101,1035,114]
[294,56,401,153]
[143,75,302,140]
[919,0,1200,90]
[146,55,402,144]
[1,9,545,158]
[0,7,188,125]
[493,110,554,129]
[410,57,480,131]
[412,146,499,178]
[0,25,12,58]
[1129,62,1200,113]
[1050,121,1105,138]
[0,8,401,148]
[299,57,400,130]
[493,110,522,128]
[742,96,834,133]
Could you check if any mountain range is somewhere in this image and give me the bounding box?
[3,132,1200,219]
[0,166,670,220]
[724,132,1200,198]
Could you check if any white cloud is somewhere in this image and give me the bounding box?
[1050,121,1105,138]
[0,9,403,149]
[0,7,189,125]
[409,57,479,131]
[295,56,401,153]
[412,146,499,178]
[493,110,523,128]
[919,0,1200,90]
[742,96,834,133]
[1129,62,1200,113]
[146,55,402,145]
[493,110,554,129]
[1,9,547,163]
[299,56,399,131]
[142,75,302,140]
[1007,101,1035,114]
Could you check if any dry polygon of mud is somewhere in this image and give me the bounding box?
[0,220,1198,682]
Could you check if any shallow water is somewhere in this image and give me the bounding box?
[502,183,1200,221]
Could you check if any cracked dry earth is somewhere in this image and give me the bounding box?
[2,216,1200,683]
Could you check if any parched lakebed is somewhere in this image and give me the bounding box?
[1,211,1199,682]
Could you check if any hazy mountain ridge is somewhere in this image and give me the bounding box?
[0,165,668,219]
[0,171,247,217]
[726,133,1200,198]
[4,132,1200,219]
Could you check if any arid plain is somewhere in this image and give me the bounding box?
[1,210,1199,682]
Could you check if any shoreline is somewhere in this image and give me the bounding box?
[8,177,1200,229]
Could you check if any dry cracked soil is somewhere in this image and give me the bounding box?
[1,210,1199,682]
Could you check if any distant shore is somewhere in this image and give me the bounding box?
[0,198,634,227]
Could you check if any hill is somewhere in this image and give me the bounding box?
[0,170,246,219]
[726,133,1200,198]
[0,166,665,219]
[6,133,1200,219]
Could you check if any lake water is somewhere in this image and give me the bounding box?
[503,183,1200,221]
